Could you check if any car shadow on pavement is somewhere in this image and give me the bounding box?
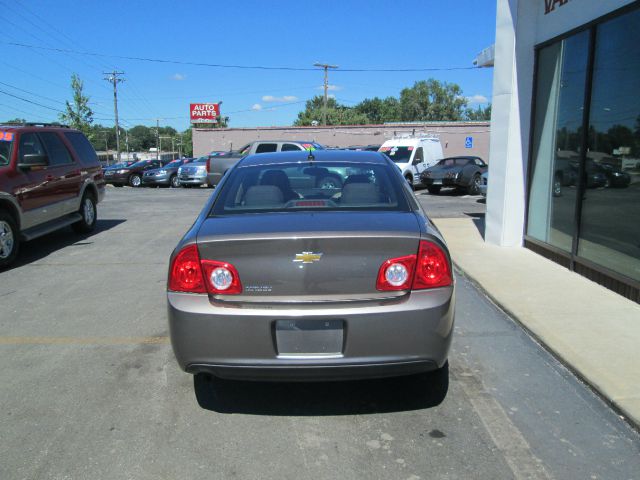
[193,366,448,416]
[10,219,125,269]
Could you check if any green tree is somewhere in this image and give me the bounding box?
[59,74,93,136]
[294,96,369,126]
[465,104,492,121]
[4,117,26,124]
[354,97,401,124]
[398,80,467,122]
[181,128,193,157]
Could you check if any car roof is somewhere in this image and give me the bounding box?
[238,150,389,167]
[244,140,320,144]
[0,124,79,134]
[441,156,482,161]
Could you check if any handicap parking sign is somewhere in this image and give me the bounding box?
[465,136,473,149]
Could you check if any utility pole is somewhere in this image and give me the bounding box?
[124,129,129,157]
[159,135,173,159]
[313,63,338,126]
[104,71,125,163]
[155,118,160,161]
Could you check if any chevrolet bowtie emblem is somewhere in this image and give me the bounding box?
[293,252,323,264]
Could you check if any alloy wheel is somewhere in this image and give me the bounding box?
[83,198,95,226]
[0,220,15,260]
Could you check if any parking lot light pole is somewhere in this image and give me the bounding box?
[313,63,338,126]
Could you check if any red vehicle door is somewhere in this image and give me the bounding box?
[38,132,81,212]
[14,132,56,216]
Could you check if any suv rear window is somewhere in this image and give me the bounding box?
[211,161,409,215]
[64,132,98,165]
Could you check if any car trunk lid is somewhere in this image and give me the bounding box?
[196,212,421,300]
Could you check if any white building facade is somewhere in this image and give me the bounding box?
[487,0,640,301]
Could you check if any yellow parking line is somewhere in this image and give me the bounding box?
[0,336,170,345]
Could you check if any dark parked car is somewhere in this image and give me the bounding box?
[552,157,628,196]
[103,161,135,171]
[420,156,488,195]
[0,123,105,268]
[168,150,454,399]
[587,160,630,188]
[104,158,171,187]
[345,144,381,151]
[142,157,194,188]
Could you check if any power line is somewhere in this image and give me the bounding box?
[0,89,64,113]
[3,41,483,73]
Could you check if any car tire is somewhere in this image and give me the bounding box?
[170,174,179,188]
[72,193,97,234]
[129,174,142,187]
[0,210,19,269]
[427,186,441,195]
[469,174,482,195]
[405,175,414,191]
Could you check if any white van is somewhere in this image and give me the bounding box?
[378,136,444,188]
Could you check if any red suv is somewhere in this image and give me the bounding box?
[0,124,105,268]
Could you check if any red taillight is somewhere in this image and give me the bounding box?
[206,157,211,173]
[376,255,416,291]
[201,260,242,295]
[168,245,243,294]
[413,240,452,289]
[168,244,206,293]
[376,240,452,291]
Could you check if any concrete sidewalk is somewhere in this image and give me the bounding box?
[435,217,640,428]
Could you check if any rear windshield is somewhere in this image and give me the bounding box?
[0,131,14,166]
[437,158,471,167]
[130,160,152,168]
[378,146,413,163]
[210,161,410,215]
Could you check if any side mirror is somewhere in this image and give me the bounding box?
[18,153,48,169]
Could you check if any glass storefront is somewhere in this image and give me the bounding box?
[527,5,640,284]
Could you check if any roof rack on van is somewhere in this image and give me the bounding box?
[387,131,440,140]
[1,121,70,128]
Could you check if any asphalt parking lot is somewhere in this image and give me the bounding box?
[1,187,639,480]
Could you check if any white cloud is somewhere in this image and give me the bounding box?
[467,94,489,105]
[328,94,336,99]
[171,73,186,81]
[251,103,262,111]
[316,85,342,91]
[261,95,298,102]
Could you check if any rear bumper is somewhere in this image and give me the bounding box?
[421,178,460,187]
[168,287,455,381]
[178,176,207,186]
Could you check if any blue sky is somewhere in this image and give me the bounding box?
[0,0,497,131]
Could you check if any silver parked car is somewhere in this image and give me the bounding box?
[167,150,454,395]
[177,157,208,187]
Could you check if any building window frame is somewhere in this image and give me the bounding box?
[524,1,640,301]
